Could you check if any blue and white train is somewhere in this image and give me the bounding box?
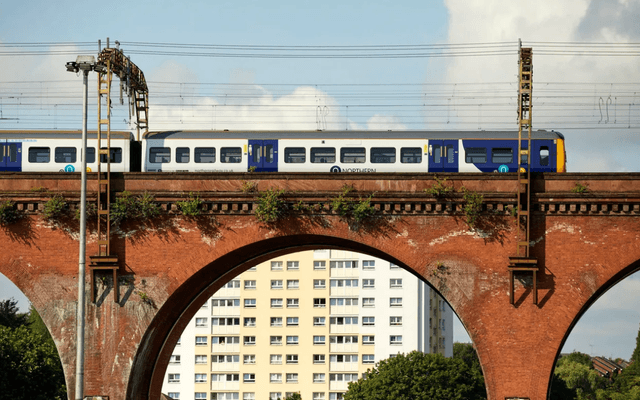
[0,130,566,173]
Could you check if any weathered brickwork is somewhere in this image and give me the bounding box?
[0,172,639,400]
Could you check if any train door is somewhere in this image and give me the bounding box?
[0,142,22,172]
[428,140,458,172]
[248,140,278,172]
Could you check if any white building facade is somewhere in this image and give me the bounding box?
[162,250,454,400]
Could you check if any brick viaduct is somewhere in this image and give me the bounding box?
[1,172,639,400]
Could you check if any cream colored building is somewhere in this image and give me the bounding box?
[162,250,454,400]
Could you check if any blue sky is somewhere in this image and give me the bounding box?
[1,0,640,360]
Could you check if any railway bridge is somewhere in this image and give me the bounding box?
[1,172,639,400]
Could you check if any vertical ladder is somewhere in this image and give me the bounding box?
[90,57,119,303]
[509,43,538,305]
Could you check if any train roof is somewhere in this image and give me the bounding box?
[145,130,564,141]
[0,130,133,140]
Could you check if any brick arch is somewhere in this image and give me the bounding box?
[547,258,640,393]
[129,233,469,400]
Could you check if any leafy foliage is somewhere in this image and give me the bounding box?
[331,185,377,224]
[0,298,28,329]
[176,193,202,216]
[43,194,68,220]
[425,176,454,197]
[111,191,160,225]
[0,200,20,225]
[571,182,589,194]
[344,350,486,400]
[460,187,483,228]
[255,188,287,223]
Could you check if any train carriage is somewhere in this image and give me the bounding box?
[142,130,566,174]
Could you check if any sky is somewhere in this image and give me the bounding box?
[1,0,640,360]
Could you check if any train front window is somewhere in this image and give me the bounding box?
[400,148,421,163]
[492,148,513,164]
[221,147,242,163]
[100,148,122,163]
[55,147,77,163]
[176,147,190,163]
[371,147,396,163]
[285,147,305,163]
[149,147,171,163]
[311,148,336,163]
[195,147,216,163]
[340,148,365,163]
[28,147,50,163]
[465,148,486,163]
[540,146,549,166]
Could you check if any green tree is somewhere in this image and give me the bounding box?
[344,351,486,400]
[285,393,302,400]
[0,297,28,328]
[0,324,66,399]
[553,355,608,400]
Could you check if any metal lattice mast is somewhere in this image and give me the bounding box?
[509,41,538,305]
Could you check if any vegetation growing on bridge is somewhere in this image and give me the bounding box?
[111,191,160,225]
[255,188,287,223]
[330,185,377,226]
[0,200,20,226]
[43,194,68,221]
[176,192,202,217]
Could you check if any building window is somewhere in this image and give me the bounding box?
[271,317,283,327]
[243,393,255,400]
[195,355,207,364]
[390,316,403,326]
[362,279,375,288]
[313,336,326,345]
[211,299,240,308]
[195,395,208,400]
[243,336,256,346]
[168,393,180,399]
[287,261,299,270]
[287,280,299,289]
[362,354,375,364]
[195,318,207,327]
[270,336,283,345]
[330,335,358,344]
[270,373,283,383]
[313,279,326,289]
[330,298,358,306]
[286,373,299,383]
[195,336,207,346]
[389,297,403,307]
[287,298,299,308]
[362,317,375,326]
[169,355,181,364]
[390,335,403,345]
[330,316,358,326]
[362,298,375,307]
[330,354,358,363]
[243,373,256,383]
[212,355,240,364]
[271,280,283,290]
[168,373,180,383]
[243,355,255,364]
[313,393,326,400]
[212,336,240,345]
[244,280,256,289]
[270,393,282,400]
[313,298,326,308]
[194,373,207,383]
[390,278,403,288]
[313,354,326,364]
[313,317,326,326]
[244,299,256,308]
[271,261,283,271]
[212,317,240,326]
[287,317,299,326]
[244,317,256,327]
[270,354,282,364]
[211,394,239,400]
[271,298,283,308]
[390,263,400,269]
[286,335,299,345]
[314,261,326,270]
[330,279,358,288]
[330,260,358,269]
[362,335,375,345]
[313,373,326,383]
[225,280,240,288]
[362,260,375,270]
[286,354,298,364]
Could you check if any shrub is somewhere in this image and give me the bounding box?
[176,193,202,216]
[111,191,160,225]
[255,188,287,223]
[43,194,67,220]
[0,200,20,225]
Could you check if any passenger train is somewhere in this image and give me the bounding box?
[0,130,566,174]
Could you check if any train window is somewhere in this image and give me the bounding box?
[446,145,454,163]
[176,147,190,163]
[149,147,171,164]
[401,148,422,163]
[285,147,305,163]
[28,147,50,163]
[221,147,242,163]
[310,148,336,163]
[264,144,274,163]
[86,148,96,164]
[195,147,216,163]
[540,146,549,166]
[100,148,122,164]
[55,147,77,163]
[340,148,365,163]
[371,148,396,163]
[491,148,513,164]
[465,148,487,163]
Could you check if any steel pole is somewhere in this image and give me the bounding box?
[75,68,89,400]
